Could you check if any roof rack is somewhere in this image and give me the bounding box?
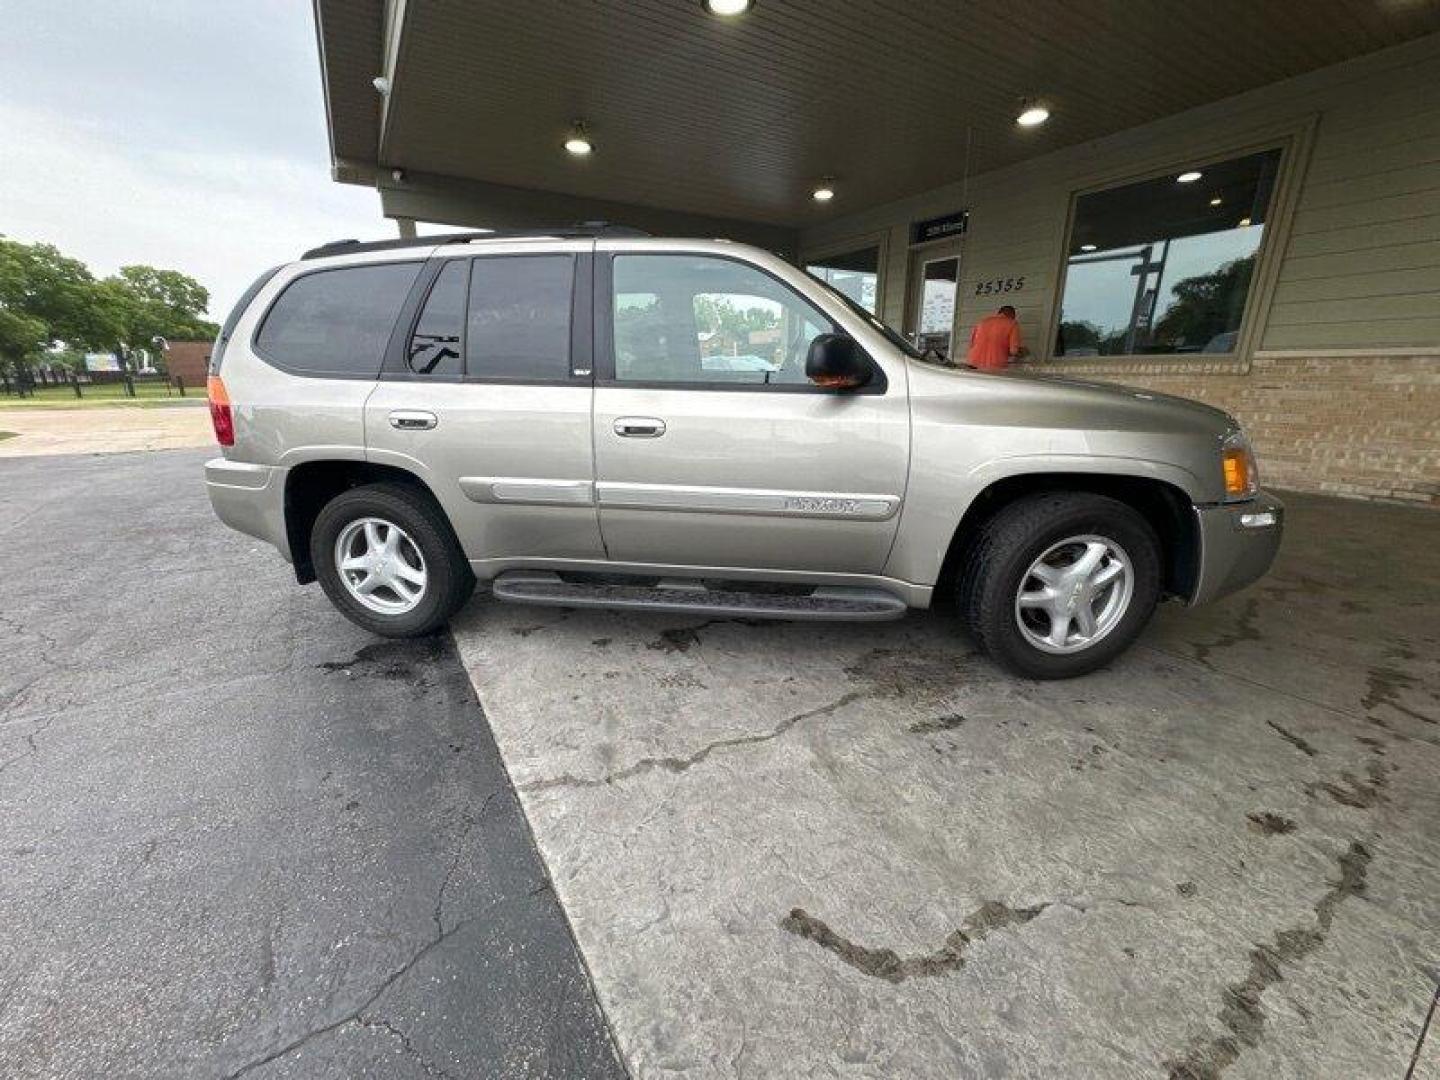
[300,222,650,260]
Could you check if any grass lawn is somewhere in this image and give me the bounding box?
[0,384,204,409]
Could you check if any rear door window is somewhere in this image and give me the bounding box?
[406,260,467,377]
[466,255,574,380]
[256,262,422,377]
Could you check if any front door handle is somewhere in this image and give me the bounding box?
[389,409,437,431]
[613,416,666,438]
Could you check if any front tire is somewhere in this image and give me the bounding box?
[958,492,1161,679]
[311,483,474,638]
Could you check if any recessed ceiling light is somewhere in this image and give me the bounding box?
[1238,217,1252,227]
[1177,170,1203,183]
[563,120,593,156]
[1209,197,1222,206]
[812,179,835,202]
[1016,103,1050,128]
[702,0,753,14]
[1080,243,1097,252]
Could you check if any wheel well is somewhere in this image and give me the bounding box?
[284,461,443,584]
[934,473,1198,606]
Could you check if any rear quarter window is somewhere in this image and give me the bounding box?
[255,262,423,377]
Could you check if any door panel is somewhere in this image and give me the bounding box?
[367,382,603,562]
[593,385,907,572]
[365,245,604,565]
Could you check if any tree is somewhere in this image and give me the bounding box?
[0,238,120,357]
[1154,255,1255,351]
[0,237,218,379]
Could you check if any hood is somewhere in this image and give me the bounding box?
[909,359,1236,439]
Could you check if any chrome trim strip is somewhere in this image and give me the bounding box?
[595,482,900,521]
[459,477,595,506]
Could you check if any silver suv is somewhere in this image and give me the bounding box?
[205,228,1282,678]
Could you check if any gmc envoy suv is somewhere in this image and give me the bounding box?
[205,227,1282,678]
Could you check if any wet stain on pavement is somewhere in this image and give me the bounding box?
[1246,812,1297,836]
[1191,596,1262,665]
[1164,841,1371,1080]
[316,638,446,682]
[1363,654,1435,726]
[645,618,769,654]
[781,900,1051,984]
[1305,758,1388,809]
[1265,720,1316,757]
[1177,882,1199,899]
[908,714,966,735]
[843,646,970,701]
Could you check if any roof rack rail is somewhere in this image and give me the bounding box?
[300,222,650,260]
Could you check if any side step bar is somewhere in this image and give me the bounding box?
[490,571,908,621]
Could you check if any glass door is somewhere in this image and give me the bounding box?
[904,243,962,359]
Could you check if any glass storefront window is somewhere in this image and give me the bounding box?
[806,246,879,314]
[1055,147,1281,357]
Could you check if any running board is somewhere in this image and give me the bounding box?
[490,571,908,621]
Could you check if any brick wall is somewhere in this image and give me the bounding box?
[163,341,211,392]
[1027,354,1439,506]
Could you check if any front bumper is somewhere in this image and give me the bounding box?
[204,457,292,561]
[1189,490,1284,605]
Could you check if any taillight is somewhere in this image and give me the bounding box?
[207,376,234,447]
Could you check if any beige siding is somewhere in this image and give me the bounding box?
[800,33,1440,358]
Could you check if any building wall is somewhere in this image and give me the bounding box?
[163,341,211,391]
[800,33,1440,506]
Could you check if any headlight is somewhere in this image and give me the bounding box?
[1221,429,1259,502]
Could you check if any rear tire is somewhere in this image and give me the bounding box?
[311,483,474,638]
[958,492,1161,679]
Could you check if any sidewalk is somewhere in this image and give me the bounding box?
[0,405,213,457]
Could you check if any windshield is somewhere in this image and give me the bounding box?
[804,270,970,368]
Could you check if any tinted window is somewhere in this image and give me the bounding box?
[255,262,421,376]
[407,260,467,376]
[466,256,573,380]
[1056,147,1281,357]
[612,255,834,386]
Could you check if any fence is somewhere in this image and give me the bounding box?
[0,371,193,402]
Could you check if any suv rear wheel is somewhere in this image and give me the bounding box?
[959,492,1161,679]
[311,483,474,637]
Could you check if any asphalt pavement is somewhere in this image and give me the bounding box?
[0,449,624,1080]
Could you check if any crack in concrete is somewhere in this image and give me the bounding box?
[1264,720,1316,757]
[519,690,867,792]
[0,714,54,778]
[780,900,1054,984]
[1164,840,1372,1080]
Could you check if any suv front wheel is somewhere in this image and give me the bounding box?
[311,483,475,637]
[959,492,1161,679]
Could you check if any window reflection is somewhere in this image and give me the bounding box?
[806,246,879,314]
[1056,148,1281,356]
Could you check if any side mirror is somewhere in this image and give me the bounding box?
[805,333,874,390]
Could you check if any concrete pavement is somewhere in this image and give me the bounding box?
[0,404,213,457]
[449,493,1440,1079]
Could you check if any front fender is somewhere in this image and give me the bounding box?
[883,451,1204,589]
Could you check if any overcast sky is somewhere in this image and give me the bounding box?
[0,0,394,320]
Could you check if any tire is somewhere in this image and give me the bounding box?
[311,482,475,638]
[958,492,1161,679]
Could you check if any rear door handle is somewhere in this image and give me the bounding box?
[389,410,437,431]
[613,416,666,438]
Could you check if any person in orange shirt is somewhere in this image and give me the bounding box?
[966,305,1023,370]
